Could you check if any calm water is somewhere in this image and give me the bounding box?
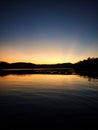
[0,74,98,128]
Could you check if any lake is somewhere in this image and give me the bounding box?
[0,73,98,128]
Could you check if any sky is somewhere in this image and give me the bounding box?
[0,0,98,64]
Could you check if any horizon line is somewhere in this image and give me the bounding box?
[0,57,98,65]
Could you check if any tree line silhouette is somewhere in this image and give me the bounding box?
[0,57,98,78]
[73,57,98,78]
[0,62,73,69]
[0,57,98,72]
[74,57,98,71]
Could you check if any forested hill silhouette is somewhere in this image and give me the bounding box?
[0,57,98,70]
[0,62,73,69]
[74,57,98,71]
[73,58,98,78]
[0,58,98,77]
[0,62,35,69]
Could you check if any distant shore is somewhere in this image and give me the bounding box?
[0,57,98,78]
[0,68,98,79]
[0,68,75,76]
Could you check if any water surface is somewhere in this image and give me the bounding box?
[0,74,98,128]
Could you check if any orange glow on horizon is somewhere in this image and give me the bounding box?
[0,39,98,64]
[0,55,94,64]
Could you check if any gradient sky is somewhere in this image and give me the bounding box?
[0,0,98,64]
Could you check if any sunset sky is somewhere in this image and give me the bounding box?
[0,0,98,64]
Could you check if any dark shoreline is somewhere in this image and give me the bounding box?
[0,58,98,78]
[0,68,98,79]
[0,68,74,76]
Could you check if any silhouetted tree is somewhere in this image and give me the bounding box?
[0,62,10,69]
[74,57,98,71]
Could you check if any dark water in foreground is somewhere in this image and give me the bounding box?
[0,74,98,128]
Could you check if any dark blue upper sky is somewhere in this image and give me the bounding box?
[0,0,98,63]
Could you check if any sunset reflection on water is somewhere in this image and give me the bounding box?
[0,74,98,128]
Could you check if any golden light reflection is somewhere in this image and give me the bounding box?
[0,74,88,90]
